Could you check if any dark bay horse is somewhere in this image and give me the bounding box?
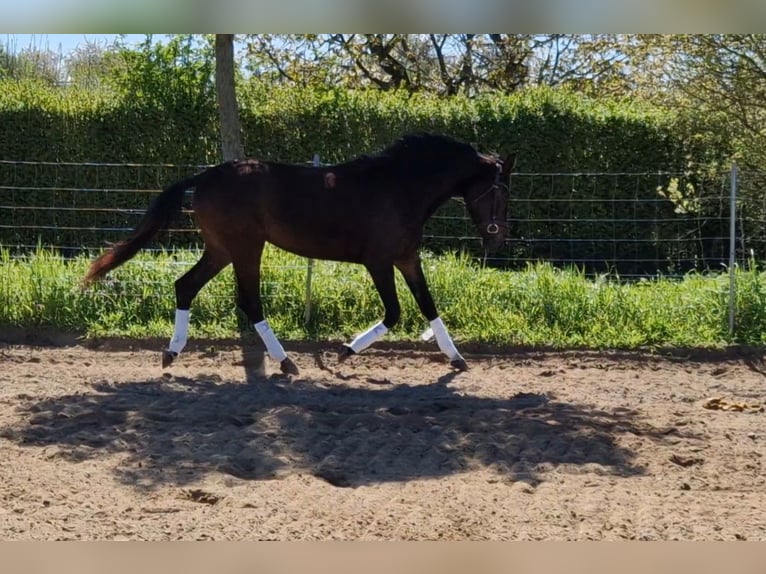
[83,133,512,375]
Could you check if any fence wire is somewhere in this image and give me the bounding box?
[491,170,734,277]
[0,160,762,287]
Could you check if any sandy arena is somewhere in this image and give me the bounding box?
[1,334,765,540]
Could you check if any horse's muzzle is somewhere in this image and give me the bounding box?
[481,231,506,254]
[480,220,507,253]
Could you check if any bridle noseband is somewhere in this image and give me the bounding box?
[468,162,509,236]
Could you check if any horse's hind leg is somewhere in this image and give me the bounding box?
[232,249,299,376]
[163,248,229,368]
[395,254,468,371]
[339,264,399,361]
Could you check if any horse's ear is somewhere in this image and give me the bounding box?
[501,153,517,176]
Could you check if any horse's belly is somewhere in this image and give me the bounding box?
[267,231,365,263]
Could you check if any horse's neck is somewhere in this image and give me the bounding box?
[420,185,455,222]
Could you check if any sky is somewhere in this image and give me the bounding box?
[3,34,152,55]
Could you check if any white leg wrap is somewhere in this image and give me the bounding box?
[348,321,388,353]
[430,316,462,361]
[168,309,190,355]
[254,319,288,362]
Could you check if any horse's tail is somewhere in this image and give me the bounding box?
[82,170,207,286]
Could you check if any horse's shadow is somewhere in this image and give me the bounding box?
[1,361,684,490]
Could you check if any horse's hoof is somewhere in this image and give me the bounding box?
[450,357,469,371]
[280,357,299,376]
[337,345,356,363]
[162,350,177,369]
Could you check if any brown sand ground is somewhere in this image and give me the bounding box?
[1,334,765,540]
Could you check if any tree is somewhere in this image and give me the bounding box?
[65,39,122,89]
[242,34,646,97]
[215,34,244,161]
[528,35,635,96]
[0,43,63,85]
[671,35,766,166]
[244,34,535,96]
[608,35,766,168]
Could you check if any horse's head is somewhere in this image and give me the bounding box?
[463,152,514,253]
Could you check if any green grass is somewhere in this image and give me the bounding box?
[2,246,765,349]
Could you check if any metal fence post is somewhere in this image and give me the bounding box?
[303,154,320,325]
[728,162,738,336]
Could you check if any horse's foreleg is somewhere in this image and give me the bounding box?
[339,264,399,361]
[164,250,228,368]
[233,255,299,376]
[395,255,468,371]
[253,319,297,375]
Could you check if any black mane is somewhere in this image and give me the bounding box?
[338,132,479,179]
[381,132,476,160]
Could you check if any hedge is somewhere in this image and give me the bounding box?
[0,80,733,275]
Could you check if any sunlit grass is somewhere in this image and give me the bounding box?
[1,246,761,349]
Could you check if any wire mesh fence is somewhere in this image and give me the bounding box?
[497,170,734,276]
[1,159,763,321]
[0,160,204,256]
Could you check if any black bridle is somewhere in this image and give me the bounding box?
[468,162,509,236]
